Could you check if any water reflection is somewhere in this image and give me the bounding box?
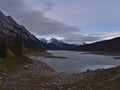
[29,50,120,73]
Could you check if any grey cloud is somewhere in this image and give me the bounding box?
[47,0,120,26]
[63,34,103,44]
[15,9,79,36]
[36,0,55,11]
[0,0,25,14]
[0,0,80,36]
[0,0,101,43]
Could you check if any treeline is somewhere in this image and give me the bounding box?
[0,30,27,58]
[74,37,120,52]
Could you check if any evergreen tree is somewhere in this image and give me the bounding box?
[15,30,22,57]
[0,38,7,58]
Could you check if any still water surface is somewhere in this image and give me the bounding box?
[30,50,120,73]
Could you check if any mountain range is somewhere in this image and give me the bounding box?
[0,10,45,50]
[0,10,77,50]
[40,38,77,50]
[75,37,120,52]
[1,10,120,52]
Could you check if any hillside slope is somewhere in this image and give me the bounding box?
[75,37,120,51]
[0,10,44,49]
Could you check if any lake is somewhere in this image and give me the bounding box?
[29,50,120,73]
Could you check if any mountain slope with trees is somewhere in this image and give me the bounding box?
[0,10,45,50]
[75,37,120,52]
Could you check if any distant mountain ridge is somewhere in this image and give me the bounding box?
[75,37,120,51]
[0,10,77,50]
[0,10,45,49]
[40,38,77,50]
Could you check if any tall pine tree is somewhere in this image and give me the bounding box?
[0,38,7,58]
[15,30,22,57]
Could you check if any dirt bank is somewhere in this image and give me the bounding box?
[1,56,120,90]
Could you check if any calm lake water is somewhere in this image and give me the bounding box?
[29,50,120,73]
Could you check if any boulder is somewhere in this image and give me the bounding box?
[23,65,31,70]
[0,76,2,80]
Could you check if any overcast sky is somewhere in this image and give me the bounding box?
[0,0,120,44]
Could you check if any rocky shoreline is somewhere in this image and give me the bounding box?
[1,56,120,90]
[0,57,92,90]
